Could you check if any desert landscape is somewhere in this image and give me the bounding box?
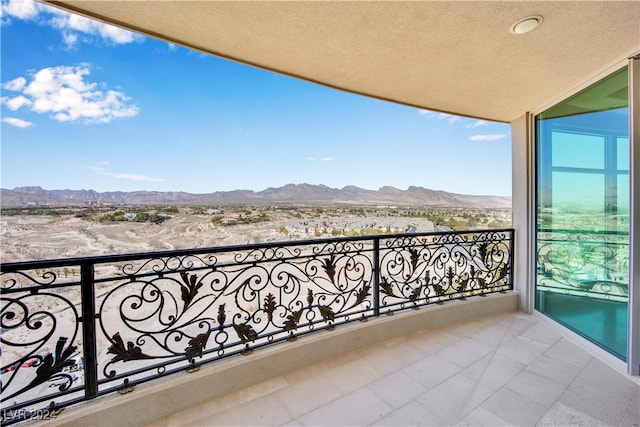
[0,205,511,263]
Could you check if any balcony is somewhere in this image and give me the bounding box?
[3,228,639,426]
[2,229,514,425]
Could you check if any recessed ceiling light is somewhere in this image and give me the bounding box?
[510,15,543,34]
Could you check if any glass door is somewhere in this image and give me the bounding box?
[535,67,630,359]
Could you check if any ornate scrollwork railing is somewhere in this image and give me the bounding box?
[536,229,629,300]
[0,229,513,424]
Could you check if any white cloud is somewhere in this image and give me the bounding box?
[50,11,138,45]
[421,110,461,124]
[305,156,334,161]
[104,172,166,182]
[438,113,460,124]
[62,31,78,48]
[3,95,32,110]
[2,0,138,46]
[469,134,507,141]
[2,117,33,128]
[2,65,138,124]
[2,76,27,91]
[1,0,39,20]
[466,120,489,128]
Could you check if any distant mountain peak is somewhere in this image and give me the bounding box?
[1,184,511,208]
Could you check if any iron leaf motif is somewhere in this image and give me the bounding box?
[433,282,446,297]
[318,305,335,322]
[409,286,421,302]
[380,278,395,296]
[409,248,420,271]
[446,267,455,287]
[179,271,203,310]
[233,323,258,344]
[283,309,303,332]
[458,276,469,292]
[477,242,489,263]
[30,337,77,387]
[185,330,211,363]
[264,293,277,322]
[350,282,371,308]
[108,332,151,363]
[321,255,337,284]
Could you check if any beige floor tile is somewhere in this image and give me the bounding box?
[283,361,330,385]
[467,323,512,348]
[401,353,462,389]
[495,335,549,365]
[461,352,526,391]
[405,329,460,355]
[543,338,593,369]
[272,374,343,419]
[323,347,365,369]
[359,339,426,376]
[504,369,567,407]
[517,322,562,347]
[559,358,638,426]
[524,353,582,387]
[536,402,609,427]
[190,393,291,426]
[416,373,494,424]
[481,387,548,426]
[436,337,495,368]
[296,388,392,426]
[324,357,383,394]
[455,406,513,426]
[371,401,443,426]
[497,313,538,337]
[445,318,492,338]
[367,370,428,409]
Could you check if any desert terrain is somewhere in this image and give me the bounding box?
[1,205,485,263]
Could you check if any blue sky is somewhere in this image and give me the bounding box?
[1,0,512,196]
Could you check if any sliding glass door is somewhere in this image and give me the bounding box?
[535,67,630,359]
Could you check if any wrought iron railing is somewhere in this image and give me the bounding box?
[1,229,513,424]
[536,229,629,301]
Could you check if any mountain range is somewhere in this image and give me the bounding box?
[0,184,511,208]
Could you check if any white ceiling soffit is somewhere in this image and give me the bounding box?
[45,1,640,123]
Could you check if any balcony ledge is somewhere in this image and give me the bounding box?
[46,292,517,427]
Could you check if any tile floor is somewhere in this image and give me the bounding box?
[149,312,640,426]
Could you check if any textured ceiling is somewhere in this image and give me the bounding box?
[45,1,640,123]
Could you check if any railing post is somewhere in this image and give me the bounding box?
[509,229,515,290]
[373,237,380,316]
[80,260,98,399]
